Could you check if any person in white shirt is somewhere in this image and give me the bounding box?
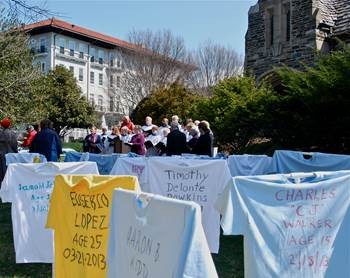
[161,127,170,146]
[145,125,161,146]
[142,116,154,133]
[120,126,132,143]
[104,126,121,154]
[159,117,170,139]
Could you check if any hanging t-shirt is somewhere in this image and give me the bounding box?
[227,154,273,176]
[46,174,140,278]
[272,150,350,174]
[5,153,47,165]
[217,171,350,278]
[107,189,218,278]
[147,158,232,253]
[65,152,124,175]
[110,157,149,192]
[0,162,99,263]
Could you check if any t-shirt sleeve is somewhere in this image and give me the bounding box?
[132,176,141,193]
[215,178,248,235]
[214,161,234,213]
[219,160,233,194]
[0,165,14,202]
[182,205,218,278]
[46,175,61,229]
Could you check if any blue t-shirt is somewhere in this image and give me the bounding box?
[217,171,350,278]
[5,153,47,165]
[272,150,350,173]
[64,152,124,175]
[227,154,273,176]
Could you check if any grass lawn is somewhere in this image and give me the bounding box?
[0,201,244,277]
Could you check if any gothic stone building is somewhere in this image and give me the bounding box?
[245,0,350,79]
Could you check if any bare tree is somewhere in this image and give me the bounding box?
[117,29,195,114]
[0,0,59,122]
[187,40,243,93]
[3,0,61,23]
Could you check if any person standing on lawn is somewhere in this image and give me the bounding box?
[0,117,18,184]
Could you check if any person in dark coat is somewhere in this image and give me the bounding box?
[187,127,199,153]
[0,117,18,183]
[83,125,102,154]
[192,121,213,157]
[30,119,62,162]
[166,122,187,156]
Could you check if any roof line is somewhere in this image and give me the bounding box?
[23,17,140,51]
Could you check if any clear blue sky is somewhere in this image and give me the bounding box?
[34,0,257,55]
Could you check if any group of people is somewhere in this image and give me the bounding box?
[0,114,213,182]
[83,115,214,157]
[0,118,62,182]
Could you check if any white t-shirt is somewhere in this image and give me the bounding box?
[217,171,350,278]
[110,157,149,192]
[0,162,99,263]
[107,189,218,278]
[147,158,232,253]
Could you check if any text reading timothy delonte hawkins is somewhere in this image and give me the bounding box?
[164,169,209,203]
[274,187,338,273]
[61,191,110,271]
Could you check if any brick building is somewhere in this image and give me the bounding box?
[245,0,350,80]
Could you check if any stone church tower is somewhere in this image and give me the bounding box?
[245,0,350,79]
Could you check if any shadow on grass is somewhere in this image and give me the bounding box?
[0,201,244,278]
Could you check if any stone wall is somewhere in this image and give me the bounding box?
[245,0,318,79]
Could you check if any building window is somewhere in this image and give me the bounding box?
[79,43,87,59]
[110,53,114,67]
[90,71,94,84]
[116,76,120,87]
[58,38,65,54]
[90,47,95,63]
[30,39,36,53]
[110,100,114,112]
[270,14,274,46]
[98,95,103,110]
[41,62,45,73]
[39,38,47,53]
[110,75,114,87]
[98,95,103,105]
[117,60,121,68]
[286,9,291,42]
[69,66,74,74]
[79,68,83,81]
[69,41,75,57]
[99,73,103,85]
[98,50,104,64]
[265,8,275,48]
[89,94,95,105]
